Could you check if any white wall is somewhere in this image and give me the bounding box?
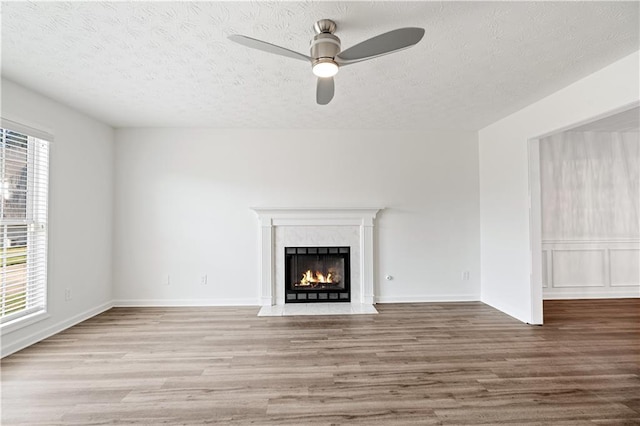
[113,129,480,305]
[478,51,640,324]
[1,79,114,356]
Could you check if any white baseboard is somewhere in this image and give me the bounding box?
[1,301,113,358]
[375,294,480,303]
[544,290,640,300]
[113,298,261,307]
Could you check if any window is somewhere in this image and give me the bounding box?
[0,126,49,327]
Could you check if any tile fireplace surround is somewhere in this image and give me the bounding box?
[251,207,382,316]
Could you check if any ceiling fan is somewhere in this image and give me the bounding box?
[228,19,425,105]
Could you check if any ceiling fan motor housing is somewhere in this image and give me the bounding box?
[310,32,341,63]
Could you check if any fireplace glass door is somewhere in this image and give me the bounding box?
[285,247,350,303]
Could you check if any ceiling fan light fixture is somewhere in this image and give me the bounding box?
[312,59,339,78]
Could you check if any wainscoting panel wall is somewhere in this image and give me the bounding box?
[542,240,640,299]
[610,248,640,286]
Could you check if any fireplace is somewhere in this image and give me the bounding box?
[285,246,350,303]
[251,207,382,308]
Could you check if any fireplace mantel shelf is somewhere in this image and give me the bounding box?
[251,207,384,213]
[251,207,384,227]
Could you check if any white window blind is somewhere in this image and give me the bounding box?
[0,127,49,325]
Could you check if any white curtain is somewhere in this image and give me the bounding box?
[540,131,640,240]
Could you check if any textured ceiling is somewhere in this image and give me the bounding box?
[1,1,638,130]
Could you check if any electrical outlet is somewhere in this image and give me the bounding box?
[64,288,72,301]
[200,275,208,285]
[462,271,470,281]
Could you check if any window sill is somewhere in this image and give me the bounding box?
[1,310,49,335]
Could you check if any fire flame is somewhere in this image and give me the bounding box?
[300,270,333,286]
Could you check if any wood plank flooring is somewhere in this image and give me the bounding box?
[2,299,639,425]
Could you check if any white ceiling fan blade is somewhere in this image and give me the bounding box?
[228,34,311,62]
[335,27,425,66]
[316,77,334,105]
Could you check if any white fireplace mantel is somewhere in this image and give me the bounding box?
[251,207,383,307]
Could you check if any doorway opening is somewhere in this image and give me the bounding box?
[529,104,640,323]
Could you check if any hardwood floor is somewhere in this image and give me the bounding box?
[2,299,639,425]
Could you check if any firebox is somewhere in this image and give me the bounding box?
[285,246,350,303]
